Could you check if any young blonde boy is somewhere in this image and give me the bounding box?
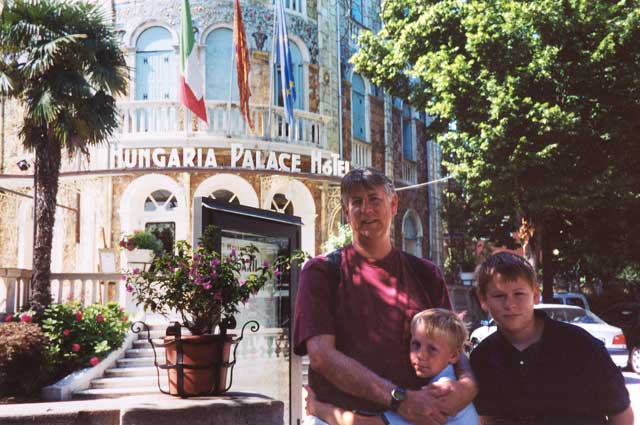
[470,252,634,425]
[305,308,479,425]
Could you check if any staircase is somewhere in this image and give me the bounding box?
[74,319,174,399]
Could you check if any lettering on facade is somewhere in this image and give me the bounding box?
[110,144,349,177]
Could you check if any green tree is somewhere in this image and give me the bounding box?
[0,0,128,312]
[352,0,640,301]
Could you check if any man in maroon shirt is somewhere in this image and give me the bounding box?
[293,168,477,425]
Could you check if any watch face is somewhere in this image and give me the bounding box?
[392,387,406,401]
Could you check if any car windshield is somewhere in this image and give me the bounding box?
[538,307,606,325]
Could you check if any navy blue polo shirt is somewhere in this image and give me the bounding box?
[470,310,630,425]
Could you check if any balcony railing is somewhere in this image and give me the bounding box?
[351,139,372,168]
[118,100,329,148]
[1,269,122,314]
[400,159,418,185]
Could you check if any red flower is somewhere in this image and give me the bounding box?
[96,314,104,323]
[89,356,100,367]
[63,329,70,336]
[72,343,81,353]
[4,313,13,322]
[75,311,83,321]
[20,313,32,323]
[123,315,129,322]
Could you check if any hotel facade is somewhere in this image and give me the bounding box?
[0,0,446,275]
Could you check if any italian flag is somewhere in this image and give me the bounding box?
[180,0,208,124]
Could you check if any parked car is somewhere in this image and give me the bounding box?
[551,292,590,310]
[599,302,640,374]
[468,304,628,368]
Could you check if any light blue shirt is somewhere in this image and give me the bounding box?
[382,364,479,425]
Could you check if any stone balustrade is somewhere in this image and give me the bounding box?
[118,100,329,149]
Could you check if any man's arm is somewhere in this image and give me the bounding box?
[305,385,384,425]
[428,355,478,415]
[307,334,448,425]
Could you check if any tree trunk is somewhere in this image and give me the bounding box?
[30,134,61,313]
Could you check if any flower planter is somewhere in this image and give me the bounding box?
[164,333,234,396]
[125,248,154,265]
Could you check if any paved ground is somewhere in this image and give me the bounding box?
[623,371,640,413]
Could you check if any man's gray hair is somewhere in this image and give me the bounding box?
[340,167,395,206]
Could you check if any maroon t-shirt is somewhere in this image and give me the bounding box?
[293,244,451,412]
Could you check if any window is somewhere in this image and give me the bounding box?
[205,28,239,101]
[210,189,240,205]
[274,42,304,110]
[144,189,178,211]
[402,104,414,160]
[351,73,366,141]
[403,212,422,257]
[282,0,303,14]
[135,27,176,101]
[351,0,365,25]
[270,193,294,215]
[145,222,175,253]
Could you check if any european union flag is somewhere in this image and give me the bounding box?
[275,0,296,125]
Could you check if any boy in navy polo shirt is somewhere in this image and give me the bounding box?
[470,252,633,425]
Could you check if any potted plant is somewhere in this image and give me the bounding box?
[122,225,296,396]
[119,230,163,266]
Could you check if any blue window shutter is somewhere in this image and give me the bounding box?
[403,105,413,159]
[351,74,366,141]
[135,27,176,101]
[205,29,238,101]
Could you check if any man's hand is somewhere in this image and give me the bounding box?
[428,380,467,416]
[397,387,450,425]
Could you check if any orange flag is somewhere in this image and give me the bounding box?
[233,0,254,130]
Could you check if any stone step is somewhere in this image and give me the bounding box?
[132,338,166,349]
[104,366,167,378]
[73,386,161,400]
[126,347,165,358]
[117,357,158,368]
[91,376,163,389]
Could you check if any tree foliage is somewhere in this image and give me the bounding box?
[1,0,128,311]
[352,0,640,298]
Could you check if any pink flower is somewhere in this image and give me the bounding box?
[210,258,220,267]
[72,343,81,353]
[20,313,32,323]
[127,241,135,251]
[63,329,70,336]
[96,314,104,323]
[75,311,83,321]
[274,268,282,277]
[238,279,246,287]
[126,284,134,293]
[193,254,201,262]
[203,282,212,290]
[230,248,237,257]
[132,268,140,275]
[120,274,127,281]
[263,260,270,268]
[4,313,13,322]
[89,356,100,367]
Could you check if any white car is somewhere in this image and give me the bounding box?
[469,304,629,367]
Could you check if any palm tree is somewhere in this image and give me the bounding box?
[0,0,128,313]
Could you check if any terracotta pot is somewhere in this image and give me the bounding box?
[164,334,234,396]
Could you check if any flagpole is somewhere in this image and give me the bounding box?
[266,0,278,140]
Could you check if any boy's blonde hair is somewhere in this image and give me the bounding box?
[411,308,468,351]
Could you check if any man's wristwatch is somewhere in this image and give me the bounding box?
[389,386,406,412]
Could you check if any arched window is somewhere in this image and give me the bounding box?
[209,189,240,205]
[351,73,366,141]
[270,193,294,215]
[402,104,414,160]
[144,189,178,211]
[403,211,423,257]
[205,28,239,101]
[274,42,304,110]
[135,27,176,101]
